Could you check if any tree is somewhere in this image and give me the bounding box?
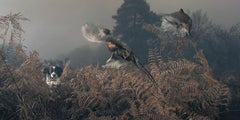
[190,10,240,78]
[112,0,158,63]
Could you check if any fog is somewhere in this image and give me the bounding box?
[0,0,239,60]
[148,0,240,28]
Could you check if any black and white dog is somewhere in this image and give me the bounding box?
[43,65,63,87]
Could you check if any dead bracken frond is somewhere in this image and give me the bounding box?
[148,49,231,119]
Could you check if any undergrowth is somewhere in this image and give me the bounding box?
[0,13,234,120]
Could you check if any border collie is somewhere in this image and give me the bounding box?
[43,65,63,87]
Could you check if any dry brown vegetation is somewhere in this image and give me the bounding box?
[0,13,233,120]
[1,52,231,120]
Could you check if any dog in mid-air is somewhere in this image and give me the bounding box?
[43,65,63,87]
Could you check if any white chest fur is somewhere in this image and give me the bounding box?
[46,75,61,87]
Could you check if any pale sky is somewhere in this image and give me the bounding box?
[0,0,239,59]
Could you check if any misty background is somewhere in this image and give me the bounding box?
[1,1,240,118]
[0,0,240,66]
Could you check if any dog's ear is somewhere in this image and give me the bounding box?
[55,66,63,76]
[42,67,49,74]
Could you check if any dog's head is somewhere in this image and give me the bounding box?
[43,65,63,79]
[43,65,63,87]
